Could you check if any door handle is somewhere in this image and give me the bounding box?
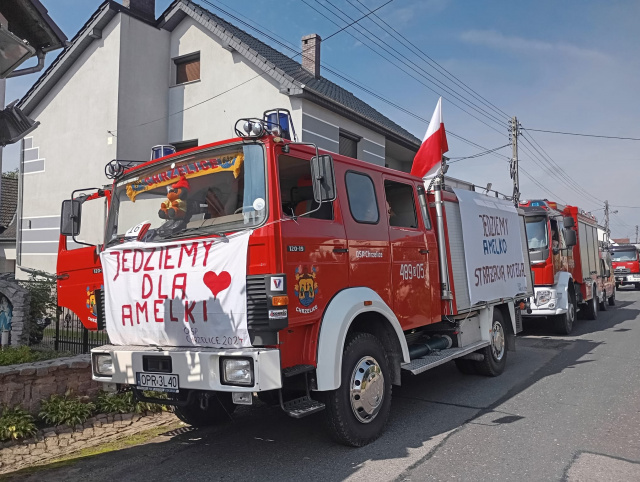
[419,249,429,254]
[333,248,348,253]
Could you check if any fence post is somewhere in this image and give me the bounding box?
[55,308,61,351]
[82,327,89,354]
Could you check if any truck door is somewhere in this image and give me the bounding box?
[277,151,348,365]
[57,191,109,330]
[339,167,392,306]
[383,179,435,329]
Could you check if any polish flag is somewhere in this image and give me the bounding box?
[410,97,449,179]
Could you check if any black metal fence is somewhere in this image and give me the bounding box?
[39,307,110,354]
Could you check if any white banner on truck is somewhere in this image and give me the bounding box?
[100,231,252,348]
[453,189,528,305]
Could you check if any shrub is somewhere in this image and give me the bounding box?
[96,390,168,415]
[39,392,95,427]
[19,273,57,346]
[0,406,37,441]
[0,346,69,366]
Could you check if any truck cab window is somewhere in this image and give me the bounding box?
[346,171,378,224]
[384,181,418,228]
[278,155,333,220]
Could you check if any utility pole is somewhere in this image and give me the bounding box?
[604,200,610,245]
[509,116,520,207]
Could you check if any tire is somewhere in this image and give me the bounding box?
[174,391,236,427]
[584,286,598,320]
[474,309,508,377]
[608,289,616,306]
[454,359,478,375]
[635,283,640,291]
[615,283,620,290]
[599,291,607,311]
[324,332,392,447]
[554,288,576,335]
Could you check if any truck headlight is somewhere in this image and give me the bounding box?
[93,354,113,376]
[221,358,254,386]
[536,290,552,306]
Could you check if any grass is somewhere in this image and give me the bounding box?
[0,420,185,480]
[0,346,72,367]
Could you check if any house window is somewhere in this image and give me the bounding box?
[174,53,200,85]
[172,139,199,152]
[339,130,360,159]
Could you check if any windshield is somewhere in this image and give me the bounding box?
[105,143,266,246]
[612,250,637,262]
[525,216,549,250]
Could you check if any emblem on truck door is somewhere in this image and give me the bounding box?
[294,265,318,310]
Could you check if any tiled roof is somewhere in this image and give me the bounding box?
[0,177,18,240]
[179,0,421,148]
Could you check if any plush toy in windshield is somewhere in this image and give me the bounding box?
[159,175,190,219]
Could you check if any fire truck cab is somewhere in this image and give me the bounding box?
[520,200,606,334]
[58,110,532,446]
[611,244,640,289]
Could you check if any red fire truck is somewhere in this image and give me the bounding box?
[611,244,640,289]
[520,200,612,334]
[57,110,532,446]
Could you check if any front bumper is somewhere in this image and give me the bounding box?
[91,345,282,392]
[524,286,568,317]
[615,273,640,283]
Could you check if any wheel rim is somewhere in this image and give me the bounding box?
[491,320,505,361]
[350,356,384,424]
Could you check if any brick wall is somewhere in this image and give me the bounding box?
[0,355,101,414]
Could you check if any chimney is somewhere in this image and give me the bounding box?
[301,34,321,78]
[123,0,156,22]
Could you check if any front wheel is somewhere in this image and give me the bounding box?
[474,309,508,377]
[554,288,576,335]
[324,332,392,447]
[174,391,236,427]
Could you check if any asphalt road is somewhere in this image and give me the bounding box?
[9,289,640,482]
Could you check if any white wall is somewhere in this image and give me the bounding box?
[19,14,124,276]
[167,18,299,147]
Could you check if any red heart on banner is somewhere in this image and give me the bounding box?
[203,271,232,299]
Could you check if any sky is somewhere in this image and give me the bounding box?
[4,0,640,238]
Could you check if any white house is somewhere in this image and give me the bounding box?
[16,0,421,276]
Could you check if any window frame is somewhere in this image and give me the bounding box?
[339,129,361,159]
[383,179,419,230]
[173,52,201,86]
[345,170,379,225]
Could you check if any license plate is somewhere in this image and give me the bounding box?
[136,372,179,393]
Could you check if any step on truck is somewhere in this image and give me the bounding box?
[520,200,609,334]
[57,109,533,446]
[611,244,640,290]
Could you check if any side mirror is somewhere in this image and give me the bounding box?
[563,217,575,228]
[60,199,82,236]
[311,154,336,203]
[564,229,577,247]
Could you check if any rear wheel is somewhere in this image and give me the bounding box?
[324,332,392,447]
[599,291,607,311]
[174,392,236,427]
[554,288,576,335]
[608,289,616,306]
[474,309,508,377]
[584,286,598,320]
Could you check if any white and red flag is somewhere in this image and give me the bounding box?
[410,97,449,179]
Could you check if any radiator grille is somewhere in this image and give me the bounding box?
[246,275,269,329]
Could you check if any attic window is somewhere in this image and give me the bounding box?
[174,52,200,85]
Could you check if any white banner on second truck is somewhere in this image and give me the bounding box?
[100,231,252,348]
[453,189,528,305]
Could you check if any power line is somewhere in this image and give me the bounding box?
[348,0,511,121]
[301,0,510,133]
[448,144,510,162]
[523,128,640,141]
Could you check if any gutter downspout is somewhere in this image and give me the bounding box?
[6,51,46,78]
